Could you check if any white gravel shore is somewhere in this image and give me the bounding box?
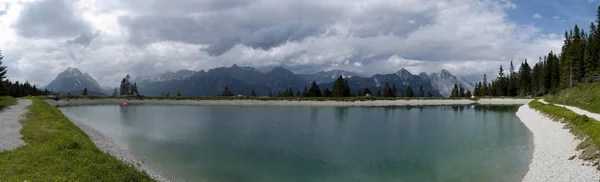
[0,99,31,152]
[516,104,600,181]
[66,117,170,182]
[46,98,532,107]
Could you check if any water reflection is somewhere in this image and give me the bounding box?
[60,105,532,182]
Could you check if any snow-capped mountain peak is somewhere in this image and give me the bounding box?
[44,67,104,95]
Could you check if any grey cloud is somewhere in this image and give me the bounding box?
[15,0,90,38]
[118,0,431,56]
[66,32,100,47]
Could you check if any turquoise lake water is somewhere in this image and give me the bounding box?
[60,105,532,182]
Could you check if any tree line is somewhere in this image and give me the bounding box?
[473,6,600,97]
[221,76,438,98]
[0,51,50,97]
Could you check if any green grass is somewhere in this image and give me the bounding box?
[0,96,17,108]
[0,98,154,181]
[529,100,600,161]
[545,82,600,114]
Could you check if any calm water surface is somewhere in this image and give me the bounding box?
[60,105,532,182]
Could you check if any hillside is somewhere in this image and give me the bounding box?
[545,82,600,114]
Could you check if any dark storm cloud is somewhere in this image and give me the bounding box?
[15,0,90,38]
[117,0,431,56]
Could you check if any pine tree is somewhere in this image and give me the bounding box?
[363,88,372,96]
[483,74,489,96]
[308,81,322,97]
[451,84,458,98]
[113,87,118,97]
[323,88,332,97]
[418,84,424,97]
[302,86,309,97]
[0,51,6,95]
[406,86,414,97]
[176,91,182,97]
[119,75,132,95]
[391,84,397,97]
[296,91,300,97]
[332,76,349,97]
[82,88,88,96]
[459,84,465,97]
[376,89,382,97]
[427,92,433,97]
[465,90,472,98]
[221,86,234,96]
[382,82,390,97]
[268,92,273,97]
[343,80,351,97]
[131,82,138,95]
[251,89,257,96]
[519,60,533,95]
[357,89,363,96]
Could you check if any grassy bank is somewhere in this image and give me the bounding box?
[0,98,153,181]
[0,96,16,108]
[545,82,600,114]
[529,100,600,165]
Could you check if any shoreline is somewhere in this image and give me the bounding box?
[46,98,532,107]
[64,115,170,182]
[516,104,600,181]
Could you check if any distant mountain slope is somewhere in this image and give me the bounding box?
[299,70,362,84]
[429,69,476,97]
[134,65,474,97]
[45,67,105,95]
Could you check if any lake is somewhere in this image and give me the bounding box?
[60,105,532,182]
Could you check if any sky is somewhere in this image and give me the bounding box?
[0,0,597,87]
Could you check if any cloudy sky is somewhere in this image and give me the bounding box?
[0,0,596,87]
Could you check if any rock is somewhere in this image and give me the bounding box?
[569,155,577,160]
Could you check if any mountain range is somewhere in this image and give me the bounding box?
[45,65,475,97]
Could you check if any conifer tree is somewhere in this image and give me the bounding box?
[308,81,322,97]
[0,51,6,95]
[251,89,257,96]
[418,84,424,97]
[376,89,382,97]
[221,86,234,96]
[363,88,372,96]
[382,82,390,97]
[451,84,458,98]
[82,88,88,96]
[323,88,332,97]
[302,86,309,97]
[176,91,182,97]
[406,86,414,97]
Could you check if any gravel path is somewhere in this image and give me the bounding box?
[0,99,31,152]
[66,117,169,182]
[516,104,600,181]
[540,99,600,121]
